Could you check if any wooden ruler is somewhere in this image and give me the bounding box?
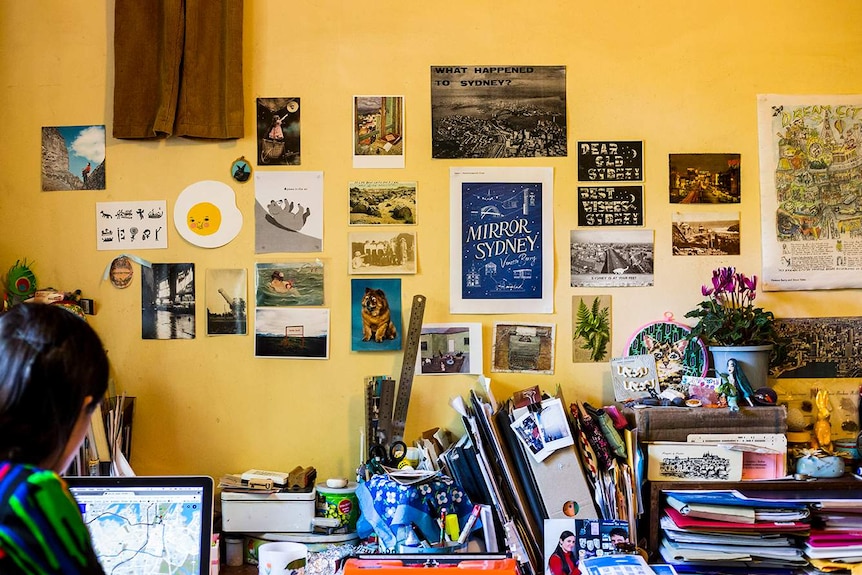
[390,294,426,443]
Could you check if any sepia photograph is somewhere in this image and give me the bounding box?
[671,211,740,256]
[205,268,247,336]
[349,231,417,275]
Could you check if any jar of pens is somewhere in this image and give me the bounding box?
[397,504,481,553]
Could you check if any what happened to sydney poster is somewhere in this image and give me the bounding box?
[431,66,567,159]
[449,167,554,314]
[758,94,862,291]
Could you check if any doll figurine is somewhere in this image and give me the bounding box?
[717,374,739,412]
[727,358,756,406]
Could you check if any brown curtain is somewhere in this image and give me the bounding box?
[113,0,244,140]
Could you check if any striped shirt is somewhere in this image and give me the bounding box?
[0,462,104,574]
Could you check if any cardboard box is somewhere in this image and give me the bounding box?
[624,405,786,443]
[221,489,316,533]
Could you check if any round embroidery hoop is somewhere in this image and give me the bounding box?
[625,312,708,389]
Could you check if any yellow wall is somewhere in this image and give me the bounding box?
[1,2,861,481]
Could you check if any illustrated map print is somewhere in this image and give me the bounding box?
[461,182,543,300]
[431,65,567,159]
[758,95,862,290]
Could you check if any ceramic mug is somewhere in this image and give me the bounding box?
[257,542,307,575]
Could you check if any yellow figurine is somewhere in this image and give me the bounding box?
[812,389,833,454]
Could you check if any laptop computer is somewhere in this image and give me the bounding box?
[66,475,214,575]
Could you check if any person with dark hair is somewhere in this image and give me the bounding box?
[609,527,629,546]
[548,530,579,575]
[0,303,110,574]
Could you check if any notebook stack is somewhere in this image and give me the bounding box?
[658,490,811,575]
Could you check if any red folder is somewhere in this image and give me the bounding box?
[665,507,809,532]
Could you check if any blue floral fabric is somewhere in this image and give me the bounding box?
[355,474,475,551]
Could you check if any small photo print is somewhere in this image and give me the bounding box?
[349,181,417,225]
[351,278,403,352]
[256,97,300,165]
[510,397,574,462]
[415,323,482,375]
[42,125,105,191]
[349,231,417,275]
[255,262,324,307]
[669,153,740,204]
[492,323,555,374]
[672,211,740,256]
[206,268,247,336]
[141,263,195,340]
[254,308,329,359]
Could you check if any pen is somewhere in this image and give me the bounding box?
[457,504,482,544]
[439,509,447,543]
[410,523,430,548]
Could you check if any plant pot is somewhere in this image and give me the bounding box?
[709,344,772,392]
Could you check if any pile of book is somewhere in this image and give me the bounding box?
[803,492,862,570]
[658,490,811,574]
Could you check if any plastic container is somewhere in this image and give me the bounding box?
[315,482,359,530]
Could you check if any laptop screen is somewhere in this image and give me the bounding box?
[66,475,214,575]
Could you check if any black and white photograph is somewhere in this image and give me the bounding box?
[431,65,567,159]
[415,323,482,375]
[205,268,247,336]
[669,153,740,204]
[773,317,862,378]
[256,97,301,165]
[570,230,654,287]
[349,181,417,225]
[671,211,740,256]
[141,263,195,340]
[349,231,417,275]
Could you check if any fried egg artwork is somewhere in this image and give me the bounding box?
[174,181,242,248]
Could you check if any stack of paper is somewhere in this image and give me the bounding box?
[659,490,810,573]
[804,498,862,565]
